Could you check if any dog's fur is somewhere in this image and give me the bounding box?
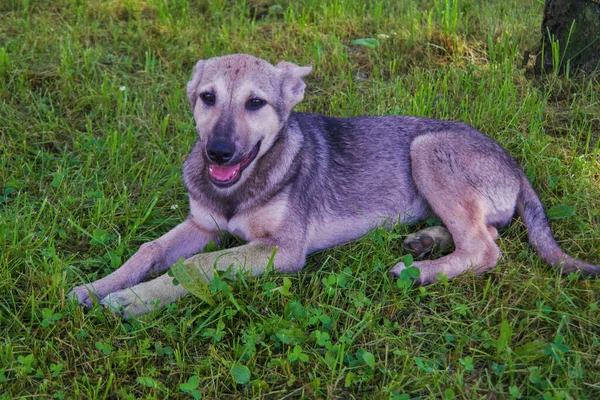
[70,54,599,318]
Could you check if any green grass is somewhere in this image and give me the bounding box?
[1,0,600,398]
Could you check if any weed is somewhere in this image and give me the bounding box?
[1,0,599,398]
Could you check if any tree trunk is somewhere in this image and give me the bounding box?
[535,0,600,74]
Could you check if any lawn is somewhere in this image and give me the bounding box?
[1,0,599,398]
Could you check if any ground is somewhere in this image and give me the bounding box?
[1,0,599,398]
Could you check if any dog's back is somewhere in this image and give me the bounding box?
[285,113,513,244]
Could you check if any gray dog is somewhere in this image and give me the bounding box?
[70,54,598,318]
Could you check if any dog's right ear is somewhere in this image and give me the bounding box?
[186,60,206,110]
[276,61,312,109]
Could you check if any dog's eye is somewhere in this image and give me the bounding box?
[246,98,265,110]
[200,92,216,106]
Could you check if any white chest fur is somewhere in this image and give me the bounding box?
[189,195,289,244]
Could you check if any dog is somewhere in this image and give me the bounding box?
[70,54,599,318]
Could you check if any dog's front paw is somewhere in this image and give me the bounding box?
[100,289,157,319]
[403,226,453,258]
[69,284,101,310]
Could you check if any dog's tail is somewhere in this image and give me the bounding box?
[517,176,599,277]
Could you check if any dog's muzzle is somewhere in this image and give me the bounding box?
[208,142,261,187]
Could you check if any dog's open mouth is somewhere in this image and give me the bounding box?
[208,142,261,187]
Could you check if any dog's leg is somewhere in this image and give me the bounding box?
[391,133,510,284]
[100,242,305,318]
[392,202,500,283]
[70,219,215,309]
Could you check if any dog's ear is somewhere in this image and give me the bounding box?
[276,61,312,108]
[187,60,206,110]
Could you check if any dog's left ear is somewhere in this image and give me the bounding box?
[276,61,312,108]
[187,60,206,110]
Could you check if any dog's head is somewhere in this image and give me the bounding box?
[186,54,312,188]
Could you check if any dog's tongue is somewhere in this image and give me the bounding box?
[209,164,240,182]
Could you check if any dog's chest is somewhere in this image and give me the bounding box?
[189,196,288,244]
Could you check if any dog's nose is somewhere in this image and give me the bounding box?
[207,140,236,164]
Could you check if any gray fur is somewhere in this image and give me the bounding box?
[70,54,598,318]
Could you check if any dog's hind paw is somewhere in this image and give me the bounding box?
[390,261,430,284]
[390,262,407,277]
[100,290,155,319]
[403,226,453,258]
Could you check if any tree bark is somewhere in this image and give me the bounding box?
[535,0,600,74]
